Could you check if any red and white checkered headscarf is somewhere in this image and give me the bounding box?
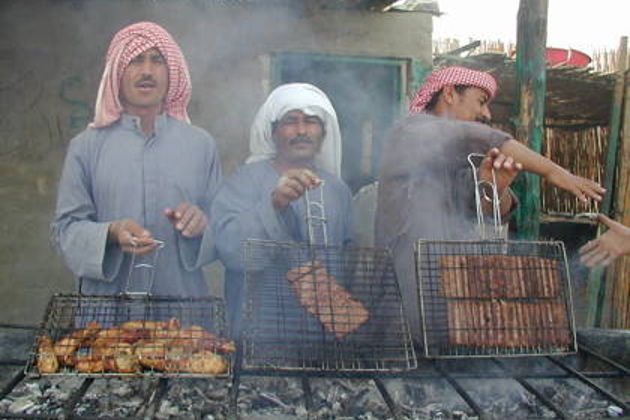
[91,21,192,128]
[408,66,497,114]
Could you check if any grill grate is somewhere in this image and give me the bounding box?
[242,240,417,372]
[415,239,577,358]
[24,294,234,378]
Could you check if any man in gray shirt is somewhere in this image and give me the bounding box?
[51,22,221,297]
[376,66,605,342]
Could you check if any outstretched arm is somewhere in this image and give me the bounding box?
[499,139,605,203]
[579,214,630,267]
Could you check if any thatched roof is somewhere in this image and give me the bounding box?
[434,53,617,128]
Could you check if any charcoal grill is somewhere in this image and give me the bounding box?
[24,243,234,378]
[240,183,416,372]
[414,154,577,358]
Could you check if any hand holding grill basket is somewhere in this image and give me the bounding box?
[29,242,235,377]
[413,153,577,358]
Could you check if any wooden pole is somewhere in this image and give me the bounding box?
[586,36,628,327]
[608,39,629,328]
[513,0,548,239]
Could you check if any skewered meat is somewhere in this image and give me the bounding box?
[104,342,141,373]
[74,356,106,373]
[36,335,59,374]
[439,255,561,299]
[170,326,236,354]
[53,321,101,366]
[38,318,232,375]
[446,301,570,347]
[170,350,229,374]
[439,255,570,348]
[134,339,168,371]
[286,260,369,339]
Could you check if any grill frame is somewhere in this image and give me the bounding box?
[415,239,578,358]
[24,293,234,379]
[241,239,417,372]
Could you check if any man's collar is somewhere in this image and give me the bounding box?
[119,113,167,135]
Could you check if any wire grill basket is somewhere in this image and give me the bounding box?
[242,239,417,372]
[415,239,577,357]
[413,154,577,358]
[25,294,235,378]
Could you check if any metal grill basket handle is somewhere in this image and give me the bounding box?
[467,153,503,239]
[124,239,165,296]
[304,182,328,246]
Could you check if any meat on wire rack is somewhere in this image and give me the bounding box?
[414,153,577,358]
[25,239,235,378]
[242,181,417,372]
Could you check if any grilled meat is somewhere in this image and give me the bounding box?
[286,260,369,339]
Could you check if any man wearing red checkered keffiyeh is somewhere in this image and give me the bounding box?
[408,66,497,117]
[92,21,192,130]
[52,22,222,300]
[375,66,605,343]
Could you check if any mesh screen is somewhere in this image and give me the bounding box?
[242,240,416,372]
[415,240,577,357]
[25,294,233,378]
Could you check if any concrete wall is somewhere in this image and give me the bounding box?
[0,0,432,325]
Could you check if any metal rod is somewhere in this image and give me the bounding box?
[0,369,25,400]
[547,356,630,412]
[492,358,570,420]
[0,324,38,330]
[0,360,26,366]
[579,345,630,375]
[433,360,486,419]
[133,378,161,418]
[227,344,243,420]
[300,377,314,412]
[373,377,402,420]
[62,378,94,418]
[152,378,170,414]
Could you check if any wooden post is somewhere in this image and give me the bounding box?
[611,73,630,328]
[587,37,629,327]
[513,0,548,239]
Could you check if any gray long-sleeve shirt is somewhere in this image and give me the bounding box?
[51,114,221,297]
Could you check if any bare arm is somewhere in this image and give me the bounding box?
[499,139,605,202]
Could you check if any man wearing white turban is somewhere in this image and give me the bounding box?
[211,83,353,334]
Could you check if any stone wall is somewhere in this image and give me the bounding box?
[0,0,432,325]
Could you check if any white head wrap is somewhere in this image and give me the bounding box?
[247,83,342,176]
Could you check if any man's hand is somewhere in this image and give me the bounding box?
[479,148,523,196]
[546,167,605,203]
[108,219,159,255]
[579,214,630,267]
[164,202,207,238]
[271,168,322,210]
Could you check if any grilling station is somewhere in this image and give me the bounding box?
[1,1,629,419]
[0,165,629,420]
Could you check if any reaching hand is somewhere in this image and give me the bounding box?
[108,219,159,255]
[479,147,522,197]
[546,168,605,203]
[579,214,630,267]
[164,202,208,238]
[271,168,322,210]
